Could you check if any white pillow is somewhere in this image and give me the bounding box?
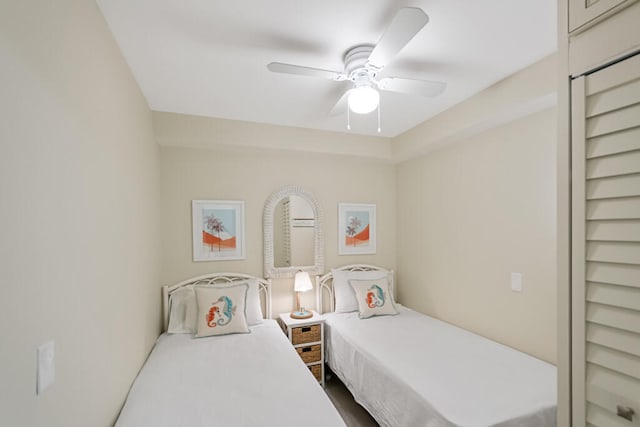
[245,278,264,326]
[349,277,398,319]
[167,279,263,333]
[331,268,393,313]
[167,286,197,334]
[194,284,250,338]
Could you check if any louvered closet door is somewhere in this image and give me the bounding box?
[571,52,640,426]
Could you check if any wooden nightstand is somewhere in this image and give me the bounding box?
[278,311,325,386]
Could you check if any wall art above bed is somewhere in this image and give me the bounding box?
[192,200,245,261]
[338,203,376,255]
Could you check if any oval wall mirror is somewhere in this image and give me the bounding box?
[263,186,324,278]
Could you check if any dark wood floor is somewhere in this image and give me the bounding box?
[323,369,379,427]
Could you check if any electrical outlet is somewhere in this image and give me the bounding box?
[511,273,523,292]
[37,340,55,395]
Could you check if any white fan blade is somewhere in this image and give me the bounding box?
[267,62,344,80]
[367,8,429,69]
[329,91,349,116]
[378,77,446,97]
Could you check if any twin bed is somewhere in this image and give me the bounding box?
[115,273,346,427]
[317,264,557,427]
[116,267,557,427]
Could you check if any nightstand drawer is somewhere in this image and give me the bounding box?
[308,364,322,382]
[292,324,321,344]
[296,344,321,363]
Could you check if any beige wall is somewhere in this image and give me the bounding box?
[159,140,396,315]
[393,54,557,163]
[393,55,558,364]
[0,1,160,426]
[395,107,557,363]
[153,111,393,160]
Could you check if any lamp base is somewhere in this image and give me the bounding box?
[290,309,313,319]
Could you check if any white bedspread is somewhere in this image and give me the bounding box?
[325,307,557,427]
[116,320,345,427]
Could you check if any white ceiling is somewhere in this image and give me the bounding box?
[96,0,557,138]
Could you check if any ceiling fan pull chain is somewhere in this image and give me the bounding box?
[347,106,351,131]
[377,103,381,133]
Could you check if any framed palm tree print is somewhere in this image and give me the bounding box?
[192,200,245,261]
[338,203,376,255]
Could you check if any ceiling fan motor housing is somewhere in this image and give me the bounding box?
[344,45,378,84]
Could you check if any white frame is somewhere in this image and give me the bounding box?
[263,186,324,278]
[162,272,271,331]
[316,264,392,314]
[338,203,376,255]
[570,74,587,426]
[192,200,245,262]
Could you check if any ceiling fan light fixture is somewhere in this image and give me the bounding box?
[347,85,379,114]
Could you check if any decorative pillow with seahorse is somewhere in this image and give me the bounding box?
[194,283,250,337]
[349,278,398,319]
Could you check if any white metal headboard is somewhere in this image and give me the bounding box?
[162,273,272,331]
[316,264,392,314]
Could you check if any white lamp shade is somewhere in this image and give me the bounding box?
[348,86,380,114]
[294,271,313,292]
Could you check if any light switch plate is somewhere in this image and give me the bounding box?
[37,340,55,395]
[511,272,523,292]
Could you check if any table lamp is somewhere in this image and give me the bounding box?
[290,271,313,319]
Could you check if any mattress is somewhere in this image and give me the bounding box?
[116,319,346,427]
[324,307,557,427]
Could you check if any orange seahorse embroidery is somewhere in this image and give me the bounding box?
[366,291,375,308]
[207,306,219,327]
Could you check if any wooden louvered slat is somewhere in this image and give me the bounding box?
[586,127,640,159]
[586,150,640,179]
[587,323,640,357]
[587,282,640,311]
[587,174,640,199]
[587,402,637,427]
[587,342,640,380]
[586,242,640,264]
[586,262,640,288]
[586,365,640,421]
[586,54,640,96]
[586,302,640,333]
[587,220,640,242]
[586,197,640,220]
[586,104,640,138]
[586,78,640,118]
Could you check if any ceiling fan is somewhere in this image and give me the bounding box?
[266,7,446,121]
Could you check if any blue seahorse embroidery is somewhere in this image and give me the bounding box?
[366,284,385,308]
[206,296,236,327]
[216,296,234,326]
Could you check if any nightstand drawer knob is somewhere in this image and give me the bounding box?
[302,347,312,352]
[301,326,311,332]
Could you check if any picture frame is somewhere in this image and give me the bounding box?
[192,200,245,261]
[338,203,376,255]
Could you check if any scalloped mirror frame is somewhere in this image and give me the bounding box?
[263,186,324,279]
